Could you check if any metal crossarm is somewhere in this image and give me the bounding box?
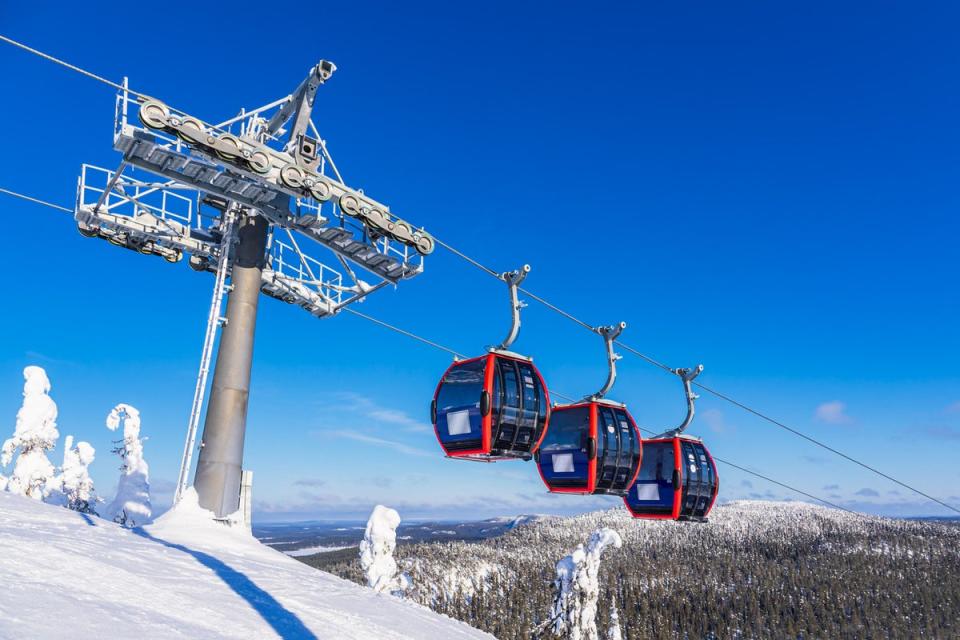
[71,64,435,515]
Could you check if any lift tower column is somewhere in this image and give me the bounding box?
[194,211,268,516]
[74,61,435,522]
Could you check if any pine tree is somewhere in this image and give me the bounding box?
[606,599,623,640]
[1,366,59,500]
[103,404,151,527]
[546,528,623,640]
[50,435,98,514]
[359,505,411,596]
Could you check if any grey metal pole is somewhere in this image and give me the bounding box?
[193,211,268,517]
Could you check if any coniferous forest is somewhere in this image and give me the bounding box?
[301,502,960,640]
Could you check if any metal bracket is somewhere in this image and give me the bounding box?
[496,265,530,350]
[660,364,703,437]
[589,321,626,401]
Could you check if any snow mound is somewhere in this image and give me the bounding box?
[0,490,493,639]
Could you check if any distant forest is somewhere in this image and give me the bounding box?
[300,503,960,640]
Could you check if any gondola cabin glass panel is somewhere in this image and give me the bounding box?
[432,352,550,460]
[536,401,642,496]
[624,436,719,521]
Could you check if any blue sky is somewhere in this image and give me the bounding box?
[0,2,957,521]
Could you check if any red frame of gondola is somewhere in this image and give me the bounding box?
[432,352,551,458]
[623,436,720,519]
[537,401,644,495]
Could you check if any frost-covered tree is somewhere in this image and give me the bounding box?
[606,600,623,640]
[359,504,411,596]
[103,404,151,527]
[49,435,98,514]
[547,528,623,640]
[1,366,59,500]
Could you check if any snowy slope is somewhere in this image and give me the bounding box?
[0,491,493,640]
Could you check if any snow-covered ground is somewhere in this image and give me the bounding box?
[283,544,356,557]
[0,490,493,640]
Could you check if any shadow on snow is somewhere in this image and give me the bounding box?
[133,528,318,640]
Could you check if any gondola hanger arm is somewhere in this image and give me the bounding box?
[495,264,530,351]
[658,364,704,437]
[588,321,626,401]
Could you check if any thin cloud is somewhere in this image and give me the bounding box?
[815,401,854,426]
[944,401,960,414]
[326,430,432,458]
[823,484,840,491]
[331,392,431,433]
[368,408,431,433]
[700,409,730,434]
[294,478,326,488]
[855,487,880,497]
[923,426,960,440]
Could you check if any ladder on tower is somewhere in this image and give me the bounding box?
[174,209,237,504]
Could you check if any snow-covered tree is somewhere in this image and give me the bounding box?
[50,435,98,514]
[103,404,151,527]
[547,527,623,640]
[359,504,411,596]
[1,366,59,500]
[606,600,623,640]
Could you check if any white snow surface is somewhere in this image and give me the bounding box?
[285,544,356,557]
[0,489,492,639]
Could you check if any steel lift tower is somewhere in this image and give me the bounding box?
[74,62,434,518]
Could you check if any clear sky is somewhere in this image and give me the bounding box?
[0,2,957,521]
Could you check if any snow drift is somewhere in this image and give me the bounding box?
[0,489,492,639]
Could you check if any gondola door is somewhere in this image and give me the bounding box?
[594,406,642,495]
[678,440,718,520]
[536,404,595,493]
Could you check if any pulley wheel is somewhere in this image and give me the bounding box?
[280,164,306,190]
[177,117,206,145]
[392,220,414,243]
[415,233,435,256]
[165,250,183,264]
[340,193,362,217]
[138,100,170,130]
[309,180,332,202]
[367,208,388,232]
[216,134,243,161]
[248,151,271,174]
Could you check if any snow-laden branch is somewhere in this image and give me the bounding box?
[359,505,411,596]
[103,404,151,527]
[2,366,59,500]
[546,527,623,640]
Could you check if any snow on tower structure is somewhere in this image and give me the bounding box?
[104,404,151,527]
[359,505,411,596]
[548,527,623,640]
[1,366,59,500]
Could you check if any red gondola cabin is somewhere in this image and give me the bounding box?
[535,399,642,496]
[432,351,550,460]
[623,435,718,521]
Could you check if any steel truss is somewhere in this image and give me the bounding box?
[73,66,433,507]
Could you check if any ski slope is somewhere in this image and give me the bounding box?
[0,490,493,640]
